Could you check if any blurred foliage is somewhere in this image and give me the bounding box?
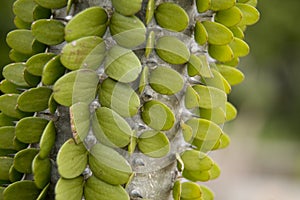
[231,0,300,140]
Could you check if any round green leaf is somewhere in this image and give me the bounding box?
[9,166,24,183]
[210,0,236,11]
[15,117,49,144]
[202,21,234,45]
[17,87,52,112]
[70,102,91,143]
[138,130,170,158]
[208,44,234,62]
[84,175,130,200]
[229,37,250,57]
[200,185,215,200]
[0,94,32,119]
[99,78,140,117]
[105,45,142,83]
[155,36,190,65]
[36,183,49,200]
[180,182,202,199]
[14,16,31,29]
[172,180,181,200]
[3,180,41,200]
[23,70,41,87]
[225,102,237,121]
[61,36,106,71]
[217,64,245,85]
[236,3,260,26]
[203,69,230,93]
[111,0,142,16]
[9,49,31,62]
[93,107,132,147]
[138,66,149,94]
[32,155,51,189]
[141,100,175,131]
[184,86,201,109]
[109,12,146,48]
[55,177,84,200]
[39,121,56,159]
[26,53,56,76]
[145,31,155,58]
[35,0,67,9]
[180,150,214,171]
[3,63,29,87]
[0,113,17,127]
[155,2,189,32]
[0,157,14,181]
[42,55,66,85]
[0,79,22,94]
[89,143,132,185]
[65,7,108,42]
[13,0,43,22]
[182,168,210,182]
[53,69,99,106]
[229,26,245,39]
[215,6,243,27]
[0,127,16,150]
[57,139,88,179]
[32,19,65,45]
[14,148,39,174]
[6,29,46,55]
[199,107,226,125]
[48,94,58,114]
[196,0,211,13]
[149,66,184,95]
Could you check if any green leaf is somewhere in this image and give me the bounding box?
[149,66,184,95]
[3,63,29,87]
[14,16,31,29]
[192,85,227,109]
[202,21,234,45]
[208,44,234,62]
[200,185,214,200]
[105,45,142,83]
[155,36,190,65]
[70,102,91,143]
[0,113,17,127]
[9,166,24,183]
[13,0,49,23]
[9,49,31,62]
[84,176,130,200]
[196,0,211,13]
[3,180,41,200]
[199,107,226,125]
[180,150,214,171]
[57,139,88,179]
[184,118,223,151]
[42,55,66,85]
[89,143,132,185]
[229,26,245,39]
[210,0,235,11]
[15,117,48,144]
[55,177,84,200]
[145,31,155,58]
[217,64,245,85]
[61,36,106,71]
[39,121,56,159]
[65,7,108,42]
[203,69,231,93]
[6,29,45,55]
[34,0,67,9]
[14,148,39,174]
[182,169,210,182]
[236,3,260,26]
[0,80,22,94]
[36,183,49,200]
[48,94,58,114]
[225,102,237,121]
[180,182,202,199]
[26,53,56,76]
[53,69,99,106]
[145,0,155,25]
[109,12,146,48]
[23,70,41,87]
[141,100,175,131]
[32,19,65,46]
[93,107,132,147]
[229,37,250,57]
[0,127,16,150]
[111,0,142,16]
[184,86,201,109]
[99,78,140,117]
[17,87,52,112]
[215,6,243,27]
[138,130,170,158]
[138,66,149,94]
[194,21,208,45]
[155,2,189,32]
[0,157,14,181]
[0,94,32,119]
[172,180,181,200]
[32,155,51,189]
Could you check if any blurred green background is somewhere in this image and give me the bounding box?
[1,0,299,199]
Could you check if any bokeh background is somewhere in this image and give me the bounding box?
[1,0,299,199]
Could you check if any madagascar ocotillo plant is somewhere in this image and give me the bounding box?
[0,0,260,199]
